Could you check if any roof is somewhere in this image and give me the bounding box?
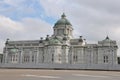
[54,13,72,26]
[103,36,112,42]
[49,37,61,45]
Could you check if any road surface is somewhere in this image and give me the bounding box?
[0,69,120,80]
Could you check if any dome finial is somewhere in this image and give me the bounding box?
[61,13,66,18]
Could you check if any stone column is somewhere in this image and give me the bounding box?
[36,48,39,64]
[29,50,32,63]
[4,51,8,63]
[62,45,69,64]
[19,48,23,64]
[4,47,9,64]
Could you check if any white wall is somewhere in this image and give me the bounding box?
[0,63,120,71]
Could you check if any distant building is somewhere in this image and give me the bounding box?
[2,13,118,69]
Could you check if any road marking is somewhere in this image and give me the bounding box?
[72,74,109,78]
[22,74,60,79]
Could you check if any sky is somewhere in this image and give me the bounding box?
[0,0,120,55]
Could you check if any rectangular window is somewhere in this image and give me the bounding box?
[23,56,30,63]
[11,54,18,63]
[73,55,78,62]
[42,56,44,63]
[52,54,54,62]
[32,55,34,62]
[32,44,39,46]
[57,29,64,35]
[16,44,22,46]
[9,44,15,46]
[103,55,108,63]
[24,44,31,46]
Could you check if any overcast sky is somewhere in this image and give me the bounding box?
[0,0,120,55]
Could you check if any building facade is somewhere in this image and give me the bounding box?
[2,13,118,67]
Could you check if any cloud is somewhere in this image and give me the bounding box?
[39,0,67,17]
[0,0,25,11]
[0,15,52,53]
[0,15,24,30]
[0,15,24,40]
[0,0,120,55]
[39,0,120,55]
[0,15,24,52]
[3,0,23,6]
[0,0,43,20]
[21,17,53,39]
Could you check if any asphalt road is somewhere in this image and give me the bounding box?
[0,69,120,80]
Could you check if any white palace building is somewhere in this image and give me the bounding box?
[1,13,120,70]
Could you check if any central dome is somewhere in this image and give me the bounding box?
[55,13,72,26]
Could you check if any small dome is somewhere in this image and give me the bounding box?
[55,13,72,26]
[79,36,83,42]
[49,37,61,45]
[63,37,68,41]
[10,48,18,53]
[45,35,50,41]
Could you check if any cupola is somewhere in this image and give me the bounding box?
[55,13,72,26]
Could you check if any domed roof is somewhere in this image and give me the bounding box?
[79,36,83,42]
[49,36,61,45]
[55,13,72,26]
[63,37,68,41]
[10,48,18,53]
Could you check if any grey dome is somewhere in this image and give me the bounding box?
[55,13,72,26]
